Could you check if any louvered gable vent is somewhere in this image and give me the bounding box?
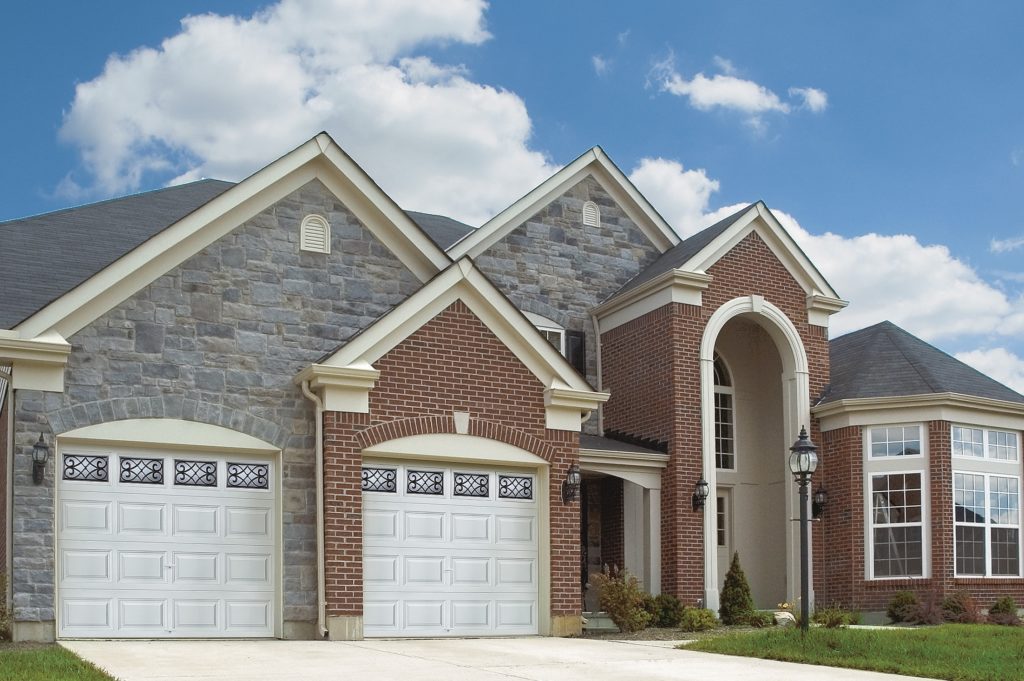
[300,214,331,253]
[582,201,600,228]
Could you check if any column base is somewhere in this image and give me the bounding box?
[550,614,582,637]
[13,620,55,642]
[326,615,364,640]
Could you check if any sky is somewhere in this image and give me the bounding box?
[3,1,1024,389]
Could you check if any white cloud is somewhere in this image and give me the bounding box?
[617,29,630,46]
[990,235,1024,253]
[628,158,720,238]
[789,86,828,113]
[650,54,828,132]
[955,348,1024,393]
[57,0,556,226]
[592,55,610,76]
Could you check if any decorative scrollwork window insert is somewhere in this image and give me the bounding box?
[454,473,489,497]
[361,467,397,493]
[498,475,533,500]
[407,470,444,495]
[174,459,217,487]
[63,454,109,482]
[227,462,270,489]
[120,457,163,484]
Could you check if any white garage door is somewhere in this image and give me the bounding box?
[362,462,539,637]
[57,447,277,638]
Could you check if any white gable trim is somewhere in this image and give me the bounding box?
[814,393,1024,432]
[14,133,450,339]
[0,330,71,392]
[682,203,845,305]
[307,259,608,429]
[448,147,680,259]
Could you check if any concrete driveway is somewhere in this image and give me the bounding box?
[63,637,933,681]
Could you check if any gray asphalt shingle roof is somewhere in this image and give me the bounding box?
[0,181,473,329]
[820,320,1024,405]
[0,179,235,329]
[609,202,756,299]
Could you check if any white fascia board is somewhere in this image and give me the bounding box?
[0,332,71,392]
[579,448,669,489]
[317,259,602,397]
[813,393,1024,432]
[594,270,712,332]
[449,148,679,260]
[682,203,842,301]
[16,133,448,340]
[318,139,450,277]
[807,294,849,327]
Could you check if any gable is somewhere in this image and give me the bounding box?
[448,147,679,259]
[12,132,450,340]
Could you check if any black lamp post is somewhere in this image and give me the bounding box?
[788,425,818,634]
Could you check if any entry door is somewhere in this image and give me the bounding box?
[716,489,733,588]
[362,462,539,637]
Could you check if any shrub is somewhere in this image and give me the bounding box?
[652,593,685,627]
[988,596,1021,626]
[887,591,919,623]
[719,551,755,625]
[590,566,652,633]
[942,590,983,624]
[678,607,718,632]
[911,591,944,625]
[640,592,658,622]
[813,604,859,628]
[743,611,775,628]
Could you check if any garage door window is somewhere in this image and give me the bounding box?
[362,467,398,492]
[498,475,533,500]
[227,462,270,489]
[174,459,217,486]
[63,454,109,482]
[119,457,164,484]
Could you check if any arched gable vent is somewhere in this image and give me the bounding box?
[582,201,600,228]
[300,214,331,254]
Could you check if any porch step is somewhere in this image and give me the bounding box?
[582,611,619,633]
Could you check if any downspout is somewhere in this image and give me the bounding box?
[300,380,328,639]
[590,313,604,435]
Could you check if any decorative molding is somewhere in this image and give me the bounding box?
[813,392,1024,432]
[544,386,611,432]
[0,332,71,392]
[594,270,713,332]
[295,363,381,413]
[807,294,848,327]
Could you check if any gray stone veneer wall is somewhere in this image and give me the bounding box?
[473,176,664,432]
[11,180,421,634]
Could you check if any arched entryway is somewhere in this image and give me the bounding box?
[700,295,810,612]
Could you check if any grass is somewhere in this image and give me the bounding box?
[683,624,1024,681]
[0,643,115,681]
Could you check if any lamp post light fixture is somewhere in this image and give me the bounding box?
[812,487,828,520]
[32,433,50,485]
[561,463,582,503]
[692,477,710,511]
[788,425,818,634]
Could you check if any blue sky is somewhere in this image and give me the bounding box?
[3,1,1024,387]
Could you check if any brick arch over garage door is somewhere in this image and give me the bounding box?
[355,416,557,462]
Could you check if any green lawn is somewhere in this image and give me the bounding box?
[683,624,1024,681]
[0,644,114,681]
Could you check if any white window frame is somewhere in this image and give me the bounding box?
[952,424,1022,578]
[523,311,565,355]
[863,423,929,580]
[713,354,736,472]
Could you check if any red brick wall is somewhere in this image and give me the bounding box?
[321,300,582,620]
[600,477,624,571]
[603,231,831,605]
[816,426,861,607]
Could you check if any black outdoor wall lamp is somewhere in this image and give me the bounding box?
[561,463,582,503]
[32,433,50,485]
[812,486,828,519]
[692,477,710,511]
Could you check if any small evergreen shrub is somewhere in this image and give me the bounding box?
[813,604,859,628]
[942,590,983,624]
[640,592,658,622]
[591,566,652,633]
[911,591,944,625]
[988,596,1021,626]
[678,607,718,632]
[887,591,919,623]
[743,611,775,628]
[652,593,685,627]
[719,551,755,625]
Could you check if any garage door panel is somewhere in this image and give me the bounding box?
[58,448,277,639]
[363,462,538,638]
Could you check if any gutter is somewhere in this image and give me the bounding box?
[300,380,328,639]
[590,312,604,434]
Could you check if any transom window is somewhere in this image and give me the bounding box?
[870,472,924,577]
[869,425,922,458]
[952,426,1018,461]
[713,354,735,470]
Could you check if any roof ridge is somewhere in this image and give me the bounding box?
[881,323,946,393]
